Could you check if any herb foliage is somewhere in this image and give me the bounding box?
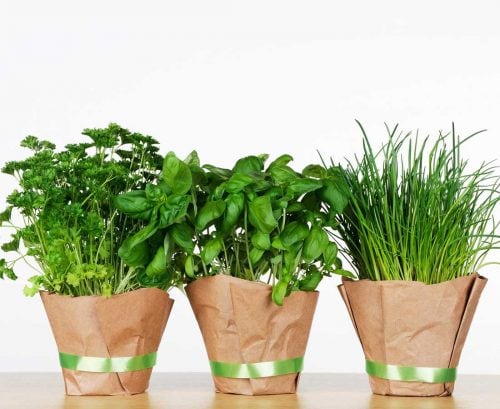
[116,152,353,305]
[336,122,500,283]
[0,124,164,296]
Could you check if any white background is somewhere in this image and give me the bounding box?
[0,0,499,374]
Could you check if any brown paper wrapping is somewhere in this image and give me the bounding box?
[186,274,318,395]
[338,273,486,396]
[40,288,173,396]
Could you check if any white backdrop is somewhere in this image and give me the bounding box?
[1,0,499,374]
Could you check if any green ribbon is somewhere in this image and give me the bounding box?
[210,356,304,379]
[59,351,157,373]
[365,359,457,383]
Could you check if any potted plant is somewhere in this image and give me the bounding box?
[117,152,353,395]
[0,124,175,395]
[335,123,499,396]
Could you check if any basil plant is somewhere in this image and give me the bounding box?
[115,152,353,305]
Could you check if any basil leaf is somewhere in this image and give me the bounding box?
[163,151,193,195]
[248,196,277,234]
[233,155,264,175]
[302,225,329,262]
[196,200,226,231]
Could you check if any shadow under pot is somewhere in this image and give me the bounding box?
[338,273,486,397]
[186,274,318,395]
[41,288,174,396]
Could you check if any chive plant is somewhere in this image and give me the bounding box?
[335,122,500,283]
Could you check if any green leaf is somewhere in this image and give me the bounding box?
[280,221,309,247]
[114,191,154,220]
[270,165,299,184]
[118,239,150,267]
[249,247,264,264]
[171,224,194,253]
[0,259,17,280]
[201,237,222,265]
[185,255,196,278]
[0,206,12,224]
[286,178,324,196]
[302,164,327,179]
[1,236,19,252]
[267,154,293,170]
[320,181,349,214]
[23,284,40,297]
[222,193,245,232]
[334,269,356,279]
[225,173,254,193]
[145,246,167,276]
[196,200,226,231]
[302,225,329,262]
[271,236,286,250]
[323,242,338,266]
[203,164,232,179]
[272,280,288,306]
[299,266,323,291]
[118,221,158,266]
[233,155,265,175]
[248,196,277,234]
[159,195,190,228]
[163,151,193,195]
[251,231,271,250]
[184,150,200,167]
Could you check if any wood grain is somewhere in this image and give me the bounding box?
[0,373,497,409]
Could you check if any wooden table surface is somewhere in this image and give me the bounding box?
[0,373,498,409]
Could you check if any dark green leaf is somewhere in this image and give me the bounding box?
[280,221,309,247]
[118,239,150,267]
[270,165,299,184]
[302,164,327,179]
[203,164,232,179]
[225,173,254,193]
[267,154,293,170]
[286,178,323,196]
[299,265,323,291]
[196,200,226,231]
[222,193,245,232]
[323,242,338,266]
[114,191,154,220]
[171,223,194,253]
[0,207,12,224]
[233,155,264,175]
[159,195,190,228]
[145,246,167,276]
[302,225,329,262]
[320,181,349,213]
[248,196,277,234]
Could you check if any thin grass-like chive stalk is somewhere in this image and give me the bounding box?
[336,122,500,283]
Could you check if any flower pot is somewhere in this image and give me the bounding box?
[40,288,173,396]
[338,273,486,396]
[186,274,318,395]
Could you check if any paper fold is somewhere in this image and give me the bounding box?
[41,288,173,396]
[186,274,318,395]
[338,273,486,396]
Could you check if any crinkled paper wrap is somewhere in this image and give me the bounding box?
[41,288,173,396]
[186,274,318,395]
[338,273,486,396]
